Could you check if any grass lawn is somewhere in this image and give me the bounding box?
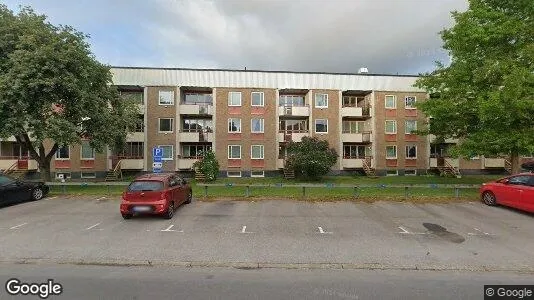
[48,175,495,201]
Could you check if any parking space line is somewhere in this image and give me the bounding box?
[317,227,332,234]
[398,226,428,235]
[160,225,183,233]
[95,197,106,201]
[240,225,254,234]
[47,196,57,200]
[85,223,101,230]
[467,227,495,236]
[9,223,27,230]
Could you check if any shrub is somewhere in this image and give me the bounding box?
[192,151,219,181]
[286,136,338,180]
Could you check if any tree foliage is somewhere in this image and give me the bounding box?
[192,151,220,182]
[415,0,534,173]
[286,137,338,180]
[0,5,139,180]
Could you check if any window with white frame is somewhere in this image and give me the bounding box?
[251,171,265,177]
[404,170,417,176]
[405,120,417,134]
[228,145,241,159]
[314,93,328,108]
[228,118,241,133]
[56,145,70,159]
[251,118,264,133]
[158,91,174,105]
[251,92,264,106]
[385,120,397,134]
[159,118,174,133]
[405,96,416,109]
[386,170,399,176]
[385,95,396,109]
[181,144,212,158]
[342,120,366,133]
[386,145,397,159]
[315,119,328,133]
[227,171,242,177]
[81,141,95,159]
[228,92,242,106]
[251,145,264,159]
[55,172,71,179]
[81,172,96,179]
[159,145,173,160]
[406,145,417,159]
[279,95,305,106]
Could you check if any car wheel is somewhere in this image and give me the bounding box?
[164,202,174,219]
[185,192,192,204]
[31,188,44,201]
[482,191,497,206]
[121,213,132,220]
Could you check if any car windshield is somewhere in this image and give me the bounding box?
[0,175,14,185]
[128,181,164,192]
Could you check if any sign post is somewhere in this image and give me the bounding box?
[152,147,163,173]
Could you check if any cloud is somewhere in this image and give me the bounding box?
[3,0,468,74]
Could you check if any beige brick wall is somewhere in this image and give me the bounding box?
[215,88,278,172]
[373,91,429,171]
[310,89,341,170]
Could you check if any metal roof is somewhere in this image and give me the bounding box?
[110,66,424,92]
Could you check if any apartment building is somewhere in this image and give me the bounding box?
[0,67,526,180]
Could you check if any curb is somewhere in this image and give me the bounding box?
[1,259,533,274]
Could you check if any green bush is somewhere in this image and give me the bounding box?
[192,150,220,181]
[286,136,338,180]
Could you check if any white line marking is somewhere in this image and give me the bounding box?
[467,227,495,236]
[398,226,427,235]
[95,196,106,201]
[318,227,332,234]
[85,223,101,230]
[10,223,27,229]
[241,225,253,234]
[160,225,183,232]
[47,196,57,200]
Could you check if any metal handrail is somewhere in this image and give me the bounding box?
[113,160,123,180]
[4,161,18,174]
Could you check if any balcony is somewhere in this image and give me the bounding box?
[126,132,144,142]
[484,158,505,168]
[341,106,370,118]
[341,132,371,143]
[112,156,144,170]
[177,157,200,170]
[277,158,284,169]
[429,134,459,144]
[0,157,38,171]
[278,105,310,117]
[179,131,214,143]
[180,104,213,115]
[278,131,309,143]
[430,157,459,168]
[342,158,365,169]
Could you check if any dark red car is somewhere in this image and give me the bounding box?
[480,173,534,213]
[120,173,192,219]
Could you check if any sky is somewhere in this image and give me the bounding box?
[3,0,468,75]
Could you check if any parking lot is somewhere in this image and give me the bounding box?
[0,196,533,271]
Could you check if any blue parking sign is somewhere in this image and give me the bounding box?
[153,147,163,159]
[152,147,163,173]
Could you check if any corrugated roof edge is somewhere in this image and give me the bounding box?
[110,66,421,78]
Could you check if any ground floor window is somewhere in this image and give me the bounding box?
[114,142,144,158]
[81,172,96,179]
[181,143,211,158]
[55,172,71,180]
[404,170,417,176]
[386,170,398,176]
[251,171,265,177]
[227,171,242,177]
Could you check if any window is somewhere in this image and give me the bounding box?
[385,120,397,134]
[385,95,396,109]
[114,142,143,158]
[404,170,417,176]
[228,118,241,133]
[56,145,70,159]
[81,141,95,159]
[386,170,399,176]
[251,118,264,133]
[279,119,308,132]
[228,92,242,106]
[159,145,173,160]
[133,115,144,132]
[279,95,305,106]
[508,175,531,186]
[227,171,242,178]
[182,144,212,158]
[386,146,397,159]
[315,93,328,108]
[158,91,174,105]
[251,92,264,107]
[342,121,365,133]
[251,145,264,159]
[81,172,96,179]
[315,119,328,133]
[183,93,212,105]
[251,171,265,177]
[120,91,144,104]
[128,181,164,192]
[406,145,417,159]
[182,119,213,132]
[343,145,367,158]
[405,96,416,109]
[159,118,174,133]
[228,145,241,159]
[0,175,14,185]
[55,172,71,179]
[405,120,417,134]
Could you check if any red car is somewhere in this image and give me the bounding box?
[120,173,192,219]
[480,173,534,213]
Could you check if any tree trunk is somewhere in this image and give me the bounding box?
[39,161,52,182]
[511,151,520,175]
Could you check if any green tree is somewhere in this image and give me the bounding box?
[0,5,139,181]
[415,0,534,174]
[286,137,338,180]
[192,151,220,181]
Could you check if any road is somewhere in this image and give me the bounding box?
[1,263,533,299]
